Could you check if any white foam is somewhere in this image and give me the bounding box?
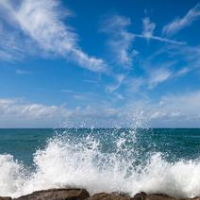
[1,133,200,198]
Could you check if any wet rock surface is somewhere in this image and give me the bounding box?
[2,188,200,200]
[181,198,200,200]
[133,192,177,200]
[14,188,89,200]
[0,197,12,200]
[88,192,133,200]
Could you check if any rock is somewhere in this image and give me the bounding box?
[0,197,12,200]
[9,188,200,200]
[181,197,200,200]
[146,193,178,200]
[88,192,133,200]
[133,192,147,200]
[14,188,90,200]
[133,192,177,200]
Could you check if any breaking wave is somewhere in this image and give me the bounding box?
[1,129,200,198]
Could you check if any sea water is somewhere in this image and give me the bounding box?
[1,128,200,198]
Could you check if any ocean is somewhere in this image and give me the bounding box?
[1,128,200,198]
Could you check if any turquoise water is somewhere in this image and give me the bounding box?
[0,129,53,165]
[1,128,200,198]
[1,128,200,165]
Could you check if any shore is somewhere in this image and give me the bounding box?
[1,188,200,200]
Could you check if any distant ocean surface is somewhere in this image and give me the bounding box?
[1,128,200,198]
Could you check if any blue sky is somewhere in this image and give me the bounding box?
[0,0,200,128]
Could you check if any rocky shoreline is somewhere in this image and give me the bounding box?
[0,188,200,200]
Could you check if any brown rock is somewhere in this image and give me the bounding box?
[133,192,147,200]
[0,197,12,200]
[133,193,177,200]
[14,188,90,200]
[88,192,132,200]
[147,193,178,200]
[181,197,200,200]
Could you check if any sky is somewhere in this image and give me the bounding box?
[0,0,200,128]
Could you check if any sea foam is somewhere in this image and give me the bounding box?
[1,130,200,198]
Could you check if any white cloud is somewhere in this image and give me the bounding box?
[133,34,185,45]
[142,17,156,39]
[0,98,121,128]
[122,90,200,127]
[73,95,85,100]
[124,65,173,92]
[70,49,108,73]
[160,91,200,115]
[159,44,200,75]
[163,3,200,35]
[0,50,13,61]
[132,17,185,45]
[176,67,191,76]
[0,99,68,119]
[1,91,200,128]
[148,67,172,88]
[16,69,31,75]
[100,14,135,68]
[126,77,146,94]
[106,74,125,93]
[146,35,186,45]
[177,45,200,69]
[0,0,108,72]
[0,19,32,61]
[0,98,69,128]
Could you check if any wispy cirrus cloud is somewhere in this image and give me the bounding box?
[0,19,32,61]
[134,17,185,45]
[0,0,108,72]
[148,67,172,88]
[157,43,200,75]
[0,50,13,61]
[124,66,173,94]
[100,14,135,69]
[16,69,31,75]
[142,17,156,39]
[163,3,200,35]
[106,74,125,93]
[134,34,186,45]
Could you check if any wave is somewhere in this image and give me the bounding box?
[1,129,200,198]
